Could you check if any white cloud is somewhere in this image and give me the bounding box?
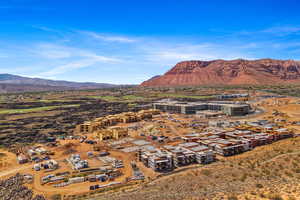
[82,31,137,43]
[78,52,122,63]
[140,42,251,65]
[31,43,72,59]
[0,54,8,58]
[37,50,72,59]
[40,59,99,76]
[33,43,123,77]
[262,26,300,36]
[31,25,61,33]
[233,25,300,38]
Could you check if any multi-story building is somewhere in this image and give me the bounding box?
[179,143,216,164]
[163,145,196,167]
[75,109,160,136]
[140,148,173,172]
[93,126,129,141]
[153,100,250,116]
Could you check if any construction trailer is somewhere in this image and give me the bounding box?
[69,177,85,184]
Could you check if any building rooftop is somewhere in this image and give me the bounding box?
[189,145,209,152]
[179,142,199,148]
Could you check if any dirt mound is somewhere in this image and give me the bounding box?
[59,142,79,155]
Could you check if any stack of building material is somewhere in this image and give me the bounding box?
[68,154,88,170]
[69,177,85,184]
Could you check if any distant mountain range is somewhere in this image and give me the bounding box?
[141,59,300,87]
[0,74,119,93]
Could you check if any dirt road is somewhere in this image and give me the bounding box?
[0,163,33,178]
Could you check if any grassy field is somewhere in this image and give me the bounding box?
[37,99,78,103]
[88,95,144,102]
[155,93,214,99]
[122,95,144,101]
[0,104,80,114]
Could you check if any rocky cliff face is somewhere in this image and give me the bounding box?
[141,59,300,86]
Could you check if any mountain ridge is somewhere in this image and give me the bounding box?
[141,58,300,86]
[0,73,121,93]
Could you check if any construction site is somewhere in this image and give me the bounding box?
[1,93,300,199]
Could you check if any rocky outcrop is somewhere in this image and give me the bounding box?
[141,59,300,86]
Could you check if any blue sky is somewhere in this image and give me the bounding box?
[1,0,300,84]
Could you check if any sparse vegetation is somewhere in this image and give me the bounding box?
[0,104,80,114]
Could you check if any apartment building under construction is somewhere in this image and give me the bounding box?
[93,126,129,141]
[139,143,216,171]
[75,109,160,141]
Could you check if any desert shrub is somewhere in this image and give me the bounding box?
[227,195,238,200]
[287,149,293,153]
[201,169,212,176]
[292,161,298,167]
[285,171,293,177]
[287,196,297,200]
[260,193,266,198]
[256,183,263,188]
[240,173,247,182]
[294,168,300,173]
[262,169,271,175]
[268,193,283,200]
[50,194,62,200]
